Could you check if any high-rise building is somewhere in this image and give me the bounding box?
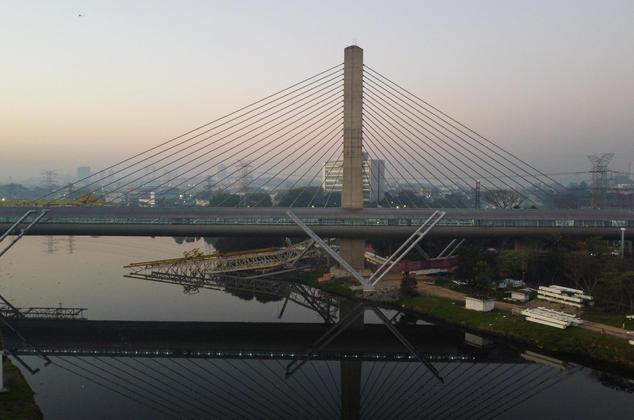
[76,166,91,181]
[321,153,385,203]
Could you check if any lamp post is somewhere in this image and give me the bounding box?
[0,350,6,393]
[621,227,626,259]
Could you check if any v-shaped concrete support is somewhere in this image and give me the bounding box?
[285,210,445,290]
[285,210,446,382]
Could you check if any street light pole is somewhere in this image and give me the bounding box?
[621,227,626,259]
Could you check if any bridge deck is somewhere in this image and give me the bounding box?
[1,207,632,238]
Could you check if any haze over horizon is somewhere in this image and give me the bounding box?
[2,0,633,183]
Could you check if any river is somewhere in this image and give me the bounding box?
[1,236,633,419]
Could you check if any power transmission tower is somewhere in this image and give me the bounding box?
[588,153,614,209]
[41,169,57,192]
[44,236,58,255]
[67,236,76,254]
[474,180,481,209]
[217,163,226,188]
[237,160,253,193]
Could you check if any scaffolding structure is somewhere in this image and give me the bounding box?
[125,240,320,278]
[0,295,87,320]
[0,306,87,320]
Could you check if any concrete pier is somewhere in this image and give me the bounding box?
[342,45,364,209]
[340,45,366,270]
[339,238,366,271]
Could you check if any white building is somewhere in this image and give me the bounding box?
[321,153,385,203]
[138,191,156,208]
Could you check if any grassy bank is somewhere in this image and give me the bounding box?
[294,274,634,373]
[288,269,355,297]
[400,294,634,373]
[583,309,634,330]
[0,357,42,419]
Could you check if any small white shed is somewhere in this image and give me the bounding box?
[511,289,531,303]
[465,296,495,312]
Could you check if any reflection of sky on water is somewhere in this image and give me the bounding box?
[0,236,324,322]
[16,355,634,420]
[3,236,634,419]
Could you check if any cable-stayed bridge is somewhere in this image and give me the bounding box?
[2,45,631,240]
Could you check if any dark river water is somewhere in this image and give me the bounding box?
[1,236,633,419]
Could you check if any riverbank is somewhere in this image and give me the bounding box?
[306,277,634,374]
[0,356,42,419]
[399,294,634,373]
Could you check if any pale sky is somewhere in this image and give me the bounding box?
[1,0,633,183]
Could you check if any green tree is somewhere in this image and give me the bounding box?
[209,193,241,207]
[276,187,322,207]
[0,183,32,199]
[244,192,272,207]
[594,271,634,312]
[432,192,469,208]
[455,246,484,280]
[497,249,528,279]
[473,260,496,290]
[400,272,418,297]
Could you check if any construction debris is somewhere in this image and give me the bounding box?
[537,285,594,308]
[521,307,582,329]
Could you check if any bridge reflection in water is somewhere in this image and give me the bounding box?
[2,277,576,420]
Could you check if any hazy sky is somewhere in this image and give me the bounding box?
[1,0,633,183]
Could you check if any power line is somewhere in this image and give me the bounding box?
[93,78,344,200]
[363,80,551,202]
[39,64,343,200]
[363,65,569,193]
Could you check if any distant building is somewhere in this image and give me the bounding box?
[195,199,210,207]
[76,166,91,181]
[321,153,385,203]
[138,192,156,208]
[104,192,124,204]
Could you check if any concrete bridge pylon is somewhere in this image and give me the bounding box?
[340,45,366,270]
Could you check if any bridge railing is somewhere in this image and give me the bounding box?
[2,214,632,228]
